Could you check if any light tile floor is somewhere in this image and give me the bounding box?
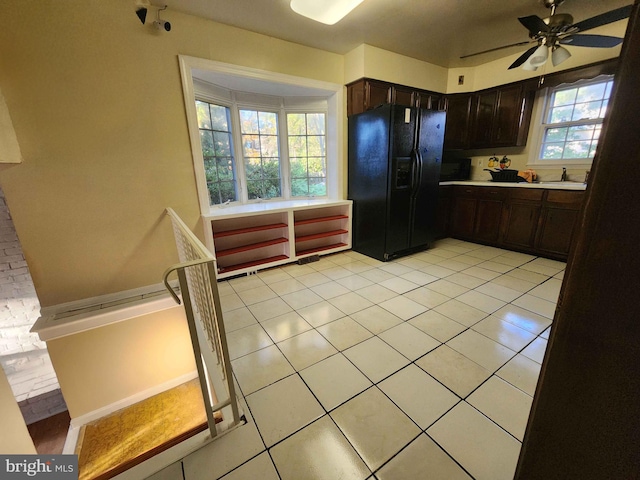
[163,238,562,480]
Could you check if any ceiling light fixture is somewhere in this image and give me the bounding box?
[290,0,364,25]
[529,43,549,67]
[551,45,572,66]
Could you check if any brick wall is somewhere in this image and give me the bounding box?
[0,187,66,423]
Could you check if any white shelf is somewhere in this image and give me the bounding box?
[203,200,352,279]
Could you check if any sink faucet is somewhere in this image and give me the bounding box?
[561,167,568,182]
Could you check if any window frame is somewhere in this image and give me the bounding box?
[179,56,343,216]
[530,75,614,167]
[194,92,329,206]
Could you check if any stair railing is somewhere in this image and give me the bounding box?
[162,208,241,438]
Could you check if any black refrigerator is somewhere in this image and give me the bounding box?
[348,104,446,261]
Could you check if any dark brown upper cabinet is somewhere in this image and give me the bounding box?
[470,82,536,149]
[346,78,442,116]
[442,93,473,150]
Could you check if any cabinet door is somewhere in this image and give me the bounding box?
[347,80,366,116]
[493,84,524,147]
[366,80,392,110]
[471,90,498,148]
[502,202,541,249]
[536,207,580,257]
[474,198,503,243]
[443,94,473,149]
[435,186,452,239]
[450,196,477,239]
[393,86,415,107]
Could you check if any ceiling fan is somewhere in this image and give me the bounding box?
[461,0,633,70]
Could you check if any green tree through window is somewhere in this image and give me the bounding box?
[287,113,327,197]
[239,110,282,200]
[196,101,237,205]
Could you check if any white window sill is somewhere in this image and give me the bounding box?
[205,197,348,218]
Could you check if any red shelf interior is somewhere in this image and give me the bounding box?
[295,229,348,243]
[294,215,348,226]
[213,222,287,238]
[218,255,289,274]
[216,237,288,257]
[296,243,348,257]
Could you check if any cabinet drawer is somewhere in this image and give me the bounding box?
[453,185,478,197]
[476,187,507,200]
[508,188,544,202]
[545,190,585,207]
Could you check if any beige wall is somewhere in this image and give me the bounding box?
[0,0,344,307]
[46,306,196,419]
[0,367,36,453]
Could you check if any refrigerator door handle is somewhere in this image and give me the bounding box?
[410,148,420,192]
[416,149,424,190]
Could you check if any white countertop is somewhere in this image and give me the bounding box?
[440,180,587,191]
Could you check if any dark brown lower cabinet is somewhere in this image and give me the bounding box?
[441,185,584,261]
[535,190,584,257]
[501,189,543,250]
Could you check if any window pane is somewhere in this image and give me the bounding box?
[552,88,577,107]
[204,158,217,182]
[567,125,595,141]
[576,83,606,103]
[242,134,261,157]
[239,110,259,134]
[541,143,564,159]
[572,101,602,121]
[197,101,237,205]
[549,105,574,124]
[309,177,327,196]
[599,99,609,118]
[262,157,281,180]
[287,114,305,135]
[245,160,262,180]
[291,178,309,197]
[564,141,591,158]
[289,136,307,157]
[200,131,215,156]
[589,142,599,158]
[210,105,229,131]
[290,157,307,177]
[307,114,325,135]
[287,112,326,198]
[213,132,232,157]
[260,135,279,157]
[217,157,234,181]
[196,101,212,129]
[258,112,278,135]
[307,136,325,156]
[308,157,326,177]
[545,127,567,142]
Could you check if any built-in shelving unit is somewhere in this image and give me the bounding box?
[203,200,352,279]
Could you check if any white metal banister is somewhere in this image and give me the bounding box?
[163,208,242,438]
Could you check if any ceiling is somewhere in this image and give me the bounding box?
[153,0,631,68]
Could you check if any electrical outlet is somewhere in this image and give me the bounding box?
[478,159,483,167]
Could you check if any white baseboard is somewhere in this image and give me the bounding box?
[69,370,198,431]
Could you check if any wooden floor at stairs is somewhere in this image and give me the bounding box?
[76,378,221,480]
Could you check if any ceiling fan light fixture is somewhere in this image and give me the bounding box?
[529,44,549,67]
[552,45,572,66]
[290,0,364,25]
[522,58,539,71]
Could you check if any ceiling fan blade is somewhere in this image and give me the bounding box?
[560,34,624,48]
[460,41,533,59]
[570,5,633,33]
[508,45,539,69]
[518,15,550,34]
